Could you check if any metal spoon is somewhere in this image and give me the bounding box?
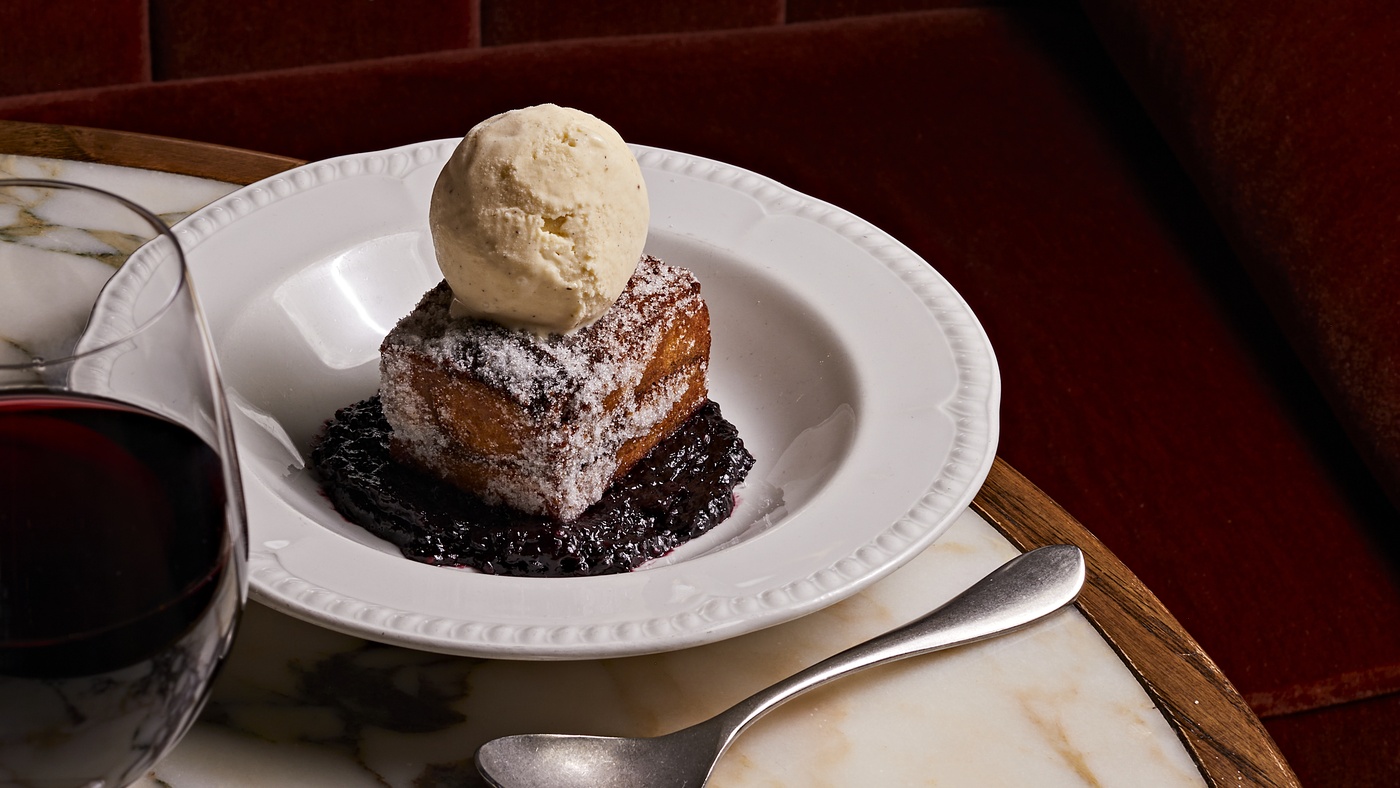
[475,544,1086,788]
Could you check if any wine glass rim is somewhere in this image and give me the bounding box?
[0,178,190,371]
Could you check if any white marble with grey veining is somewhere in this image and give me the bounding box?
[0,156,238,374]
[2,155,1206,787]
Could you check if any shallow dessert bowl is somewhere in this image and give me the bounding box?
[178,141,1000,659]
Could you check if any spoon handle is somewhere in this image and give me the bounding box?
[706,545,1085,750]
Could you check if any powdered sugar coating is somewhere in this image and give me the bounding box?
[379,256,709,519]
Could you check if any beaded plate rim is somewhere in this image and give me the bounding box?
[178,141,1000,659]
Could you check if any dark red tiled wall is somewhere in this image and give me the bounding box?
[2,0,1031,98]
[480,0,783,46]
[787,0,1014,22]
[0,0,149,97]
[148,0,479,80]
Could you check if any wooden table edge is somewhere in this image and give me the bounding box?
[973,458,1300,787]
[0,119,300,186]
[0,119,1299,788]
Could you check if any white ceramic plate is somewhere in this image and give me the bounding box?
[178,141,999,659]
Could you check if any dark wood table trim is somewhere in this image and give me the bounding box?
[0,119,299,186]
[974,459,1299,787]
[0,119,1300,788]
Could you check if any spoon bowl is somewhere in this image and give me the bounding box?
[476,545,1086,788]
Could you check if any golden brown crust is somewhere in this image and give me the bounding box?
[379,256,710,520]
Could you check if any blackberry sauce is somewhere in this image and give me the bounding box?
[311,396,753,577]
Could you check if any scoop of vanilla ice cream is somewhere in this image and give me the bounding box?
[429,104,650,334]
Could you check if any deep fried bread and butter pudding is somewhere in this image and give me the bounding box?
[311,104,752,577]
[379,255,711,522]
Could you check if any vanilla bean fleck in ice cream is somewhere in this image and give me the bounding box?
[429,104,650,335]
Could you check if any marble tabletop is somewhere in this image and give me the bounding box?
[1,149,1217,786]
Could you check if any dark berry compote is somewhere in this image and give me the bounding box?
[0,393,242,787]
[311,396,754,577]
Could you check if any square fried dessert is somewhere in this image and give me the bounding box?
[312,105,754,576]
[378,255,709,521]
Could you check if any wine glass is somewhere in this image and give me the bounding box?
[0,179,247,787]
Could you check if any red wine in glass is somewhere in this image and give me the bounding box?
[1,177,247,787]
[0,393,241,787]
